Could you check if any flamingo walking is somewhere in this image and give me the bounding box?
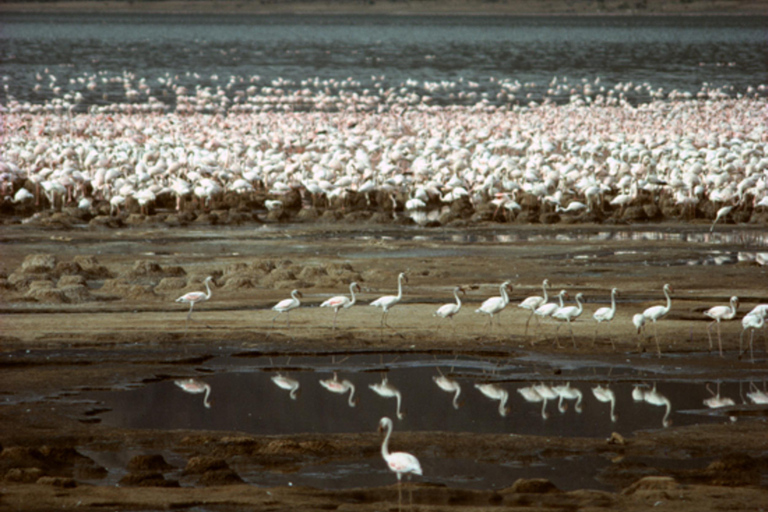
[272,289,302,328]
[740,311,766,363]
[378,416,422,512]
[320,282,361,331]
[518,279,549,335]
[175,276,214,321]
[593,287,618,348]
[641,283,673,357]
[704,296,739,357]
[370,273,407,329]
[475,280,513,329]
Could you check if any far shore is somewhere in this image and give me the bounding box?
[1,0,765,15]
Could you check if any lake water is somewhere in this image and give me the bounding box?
[2,14,767,109]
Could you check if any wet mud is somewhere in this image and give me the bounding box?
[1,223,767,511]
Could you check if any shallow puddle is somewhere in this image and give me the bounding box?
[72,352,767,491]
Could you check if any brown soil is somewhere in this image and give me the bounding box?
[1,223,767,511]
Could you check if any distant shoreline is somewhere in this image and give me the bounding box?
[1,0,765,15]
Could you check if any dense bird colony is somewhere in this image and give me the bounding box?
[1,75,767,227]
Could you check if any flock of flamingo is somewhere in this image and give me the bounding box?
[2,74,768,228]
[176,273,768,361]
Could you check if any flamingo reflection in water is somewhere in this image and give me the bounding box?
[553,382,583,413]
[378,416,422,512]
[319,372,357,407]
[433,374,462,410]
[591,384,618,422]
[370,376,405,420]
[704,382,736,422]
[174,378,212,409]
[474,382,510,417]
[632,383,672,428]
[517,385,549,419]
[271,373,300,400]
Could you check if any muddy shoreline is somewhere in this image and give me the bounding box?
[2,223,767,510]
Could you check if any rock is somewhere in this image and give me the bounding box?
[507,478,560,493]
[5,467,45,483]
[154,277,189,292]
[20,254,57,274]
[58,275,87,287]
[621,476,680,495]
[36,476,77,488]
[127,454,174,472]
[119,471,179,487]
[183,456,229,475]
[198,468,244,486]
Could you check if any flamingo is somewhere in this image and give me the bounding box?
[370,272,407,329]
[175,276,214,321]
[552,292,585,348]
[320,282,361,331]
[434,286,465,329]
[518,279,549,335]
[370,376,405,420]
[591,384,618,422]
[378,416,422,512]
[642,283,673,357]
[710,205,733,232]
[475,280,513,329]
[474,382,510,417]
[433,375,462,409]
[271,373,300,400]
[174,378,212,408]
[319,372,357,407]
[704,296,739,357]
[740,311,765,363]
[553,383,583,413]
[703,382,735,409]
[533,289,568,327]
[272,289,302,328]
[747,382,768,404]
[593,287,618,347]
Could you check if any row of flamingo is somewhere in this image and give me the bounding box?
[175,273,768,360]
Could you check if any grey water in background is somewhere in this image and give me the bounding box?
[2,14,767,107]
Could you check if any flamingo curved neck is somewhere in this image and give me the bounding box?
[500,283,510,305]
[454,288,462,308]
[348,284,357,306]
[498,390,509,416]
[452,385,461,409]
[541,281,549,303]
[610,289,617,313]
[381,420,393,459]
[203,385,212,408]
[347,382,356,406]
[394,390,403,419]
[662,286,672,312]
[204,279,213,300]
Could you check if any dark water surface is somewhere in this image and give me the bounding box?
[3,14,767,107]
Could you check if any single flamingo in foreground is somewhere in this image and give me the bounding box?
[175,276,214,321]
[378,416,422,512]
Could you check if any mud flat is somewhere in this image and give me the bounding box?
[1,222,767,510]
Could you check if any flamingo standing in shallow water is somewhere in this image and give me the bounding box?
[175,276,214,321]
[272,289,302,328]
[378,416,422,512]
[740,311,766,363]
[704,296,739,357]
[320,282,361,331]
[641,284,673,357]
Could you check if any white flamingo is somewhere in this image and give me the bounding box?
[272,289,302,328]
[175,276,214,321]
[174,378,212,408]
[475,280,512,329]
[378,416,422,512]
[593,287,618,347]
[642,283,673,357]
[434,286,465,329]
[320,282,361,331]
[552,292,585,348]
[553,382,583,413]
[633,384,672,428]
[518,279,549,335]
[517,385,549,419]
[370,272,407,329]
[740,311,766,363]
[319,372,357,407]
[704,296,739,357]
